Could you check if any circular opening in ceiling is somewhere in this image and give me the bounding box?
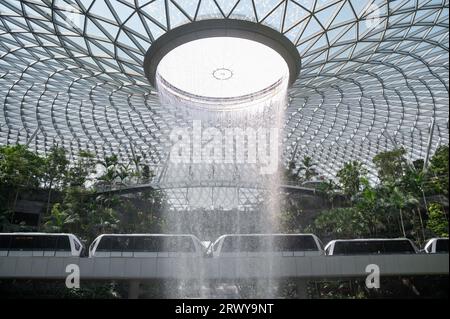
[155,37,289,101]
[144,20,301,102]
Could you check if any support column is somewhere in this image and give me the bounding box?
[295,279,309,299]
[128,280,141,299]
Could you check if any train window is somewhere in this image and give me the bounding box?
[162,237,176,252]
[353,241,383,254]
[56,236,71,251]
[349,242,368,254]
[134,236,161,252]
[436,239,449,253]
[333,241,371,255]
[241,237,260,252]
[221,237,239,252]
[272,237,284,251]
[275,236,318,251]
[303,236,319,250]
[220,236,321,253]
[221,236,271,253]
[331,242,347,255]
[96,237,113,251]
[0,235,11,249]
[366,241,384,254]
[110,236,133,252]
[383,240,415,254]
[10,236,34,250]
[263,237,276,252]
[172,237,195,253]
[37,236,58,250]
[333,240,415,255]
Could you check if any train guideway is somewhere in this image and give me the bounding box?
[0,254,448,280]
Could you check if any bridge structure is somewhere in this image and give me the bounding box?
[1,254,447,280]
[95,181,324,196]
[0,254,449,280]
[0,254,448,298]
[94,180,332,211]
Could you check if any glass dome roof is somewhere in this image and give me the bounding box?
[0,0,448,200]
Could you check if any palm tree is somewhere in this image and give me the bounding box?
[387,185,419,238]
[42,203,78,233]
[298,156,318,182]
[97,155,120,189]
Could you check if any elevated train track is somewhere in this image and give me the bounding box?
[0,254,447,280]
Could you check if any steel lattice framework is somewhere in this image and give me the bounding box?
[0,0,449,208]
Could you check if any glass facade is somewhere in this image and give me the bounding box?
[0,0,448,191]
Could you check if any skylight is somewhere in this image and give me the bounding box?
[156,37,289,100]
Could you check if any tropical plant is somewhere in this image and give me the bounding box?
[298,156,318,182]
[427,145,449,197]
[43,203,79,233]
[385,184,419,237]
[43,146,69,214]
[0,144,46,225]
[372,148,408,184]
[336,161,367,197]
[308,207,372,240]
[426,203,449,237]
[64,150,96,188]
[317,179,339,209]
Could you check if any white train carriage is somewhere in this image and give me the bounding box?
[89,234,205,257]
[325,238,418,255]
[210,233,324,257]
[0,233,84,257]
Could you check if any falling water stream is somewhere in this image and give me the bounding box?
[153,38,290,298]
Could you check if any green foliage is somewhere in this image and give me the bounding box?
[317,179,339,208]
[428,145,449,197]
[107,190,166,234]
[373,148,407,183]
[279,208,304,233]
[309,207,372,239]
[0,144,45,188]
[283,156,319,184]
[400,161,426,198]
[298,156,318,182]
[336,161,367,197]
[42,188,120,243]
[0,143,166,245]
[282,144,449,245]
[43,203,79,233]
[427,203,449,237]
[0,141,448,299]
[43,146,69,189]
[65,151,96,187]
